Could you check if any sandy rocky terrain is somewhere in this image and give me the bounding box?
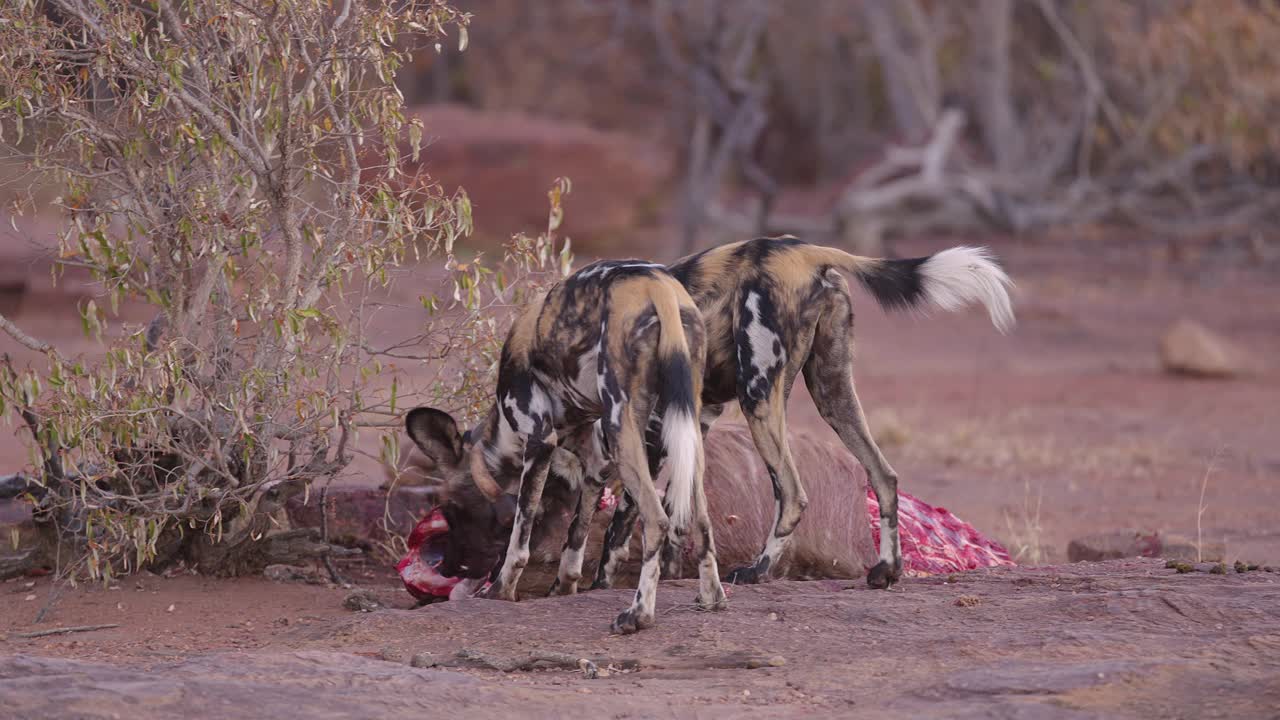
[3,560,1280,718]
[3,108,1280,718]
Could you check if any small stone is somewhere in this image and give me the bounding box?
[1064,527,1223,561]
[167,604,175,612]
[767,612,778,622]
[342,590,381,612]
[767,656,786,667]
[23,594,35,601]
[264,564,309,583]
[1160,319,1256,378]
[1068,530,1165,562]
[410,653,437,669]
[379,647,405,663]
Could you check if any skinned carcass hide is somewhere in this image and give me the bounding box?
[396,424,1012,600]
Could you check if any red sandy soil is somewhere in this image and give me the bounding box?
[3,560,1280,718]
[3,190,1280,717]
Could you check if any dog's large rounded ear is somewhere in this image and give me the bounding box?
[405,408,464,466]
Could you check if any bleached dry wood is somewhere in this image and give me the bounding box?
[12,623,120,639]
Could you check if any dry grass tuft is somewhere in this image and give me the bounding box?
[1002,479,1046,565]
[868,408,910,449]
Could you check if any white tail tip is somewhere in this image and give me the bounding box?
[661,408,699,530]
[919,246,1016,333]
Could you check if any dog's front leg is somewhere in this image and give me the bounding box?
[485,436,556,601]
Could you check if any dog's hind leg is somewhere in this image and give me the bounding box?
[592,410,669,588]
[724,395,807,584]
[725,287,808,585]
[691,433,727,611]
[803,270,902,588]
[608,414,671,634]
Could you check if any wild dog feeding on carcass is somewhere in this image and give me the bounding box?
[394,423,1019,602]
[402,259,726,633]
[583,237,1015,592]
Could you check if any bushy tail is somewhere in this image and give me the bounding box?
[650,289,701,531]
[799,245,1016,332]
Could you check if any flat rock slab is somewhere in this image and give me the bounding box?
[4,560,1280,718]
[944,660,1149,695]
[0,651,494,720]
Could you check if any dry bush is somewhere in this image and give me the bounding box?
[0,0,571,581]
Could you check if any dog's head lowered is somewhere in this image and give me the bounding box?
[404,407,515,580]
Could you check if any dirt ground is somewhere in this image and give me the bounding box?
[3,559,1280,718]
[3,210,1280,717]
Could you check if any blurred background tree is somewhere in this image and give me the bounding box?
[408,0,1280,253]
[2,0,1278,581]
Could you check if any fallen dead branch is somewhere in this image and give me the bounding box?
[12,623,120,639]
[447,647,788,675]
[450,648,633,677]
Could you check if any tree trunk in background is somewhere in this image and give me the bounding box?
[970,0,1024,173]
[859,0,940,144]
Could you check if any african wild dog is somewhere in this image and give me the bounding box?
[403,259,726,633]
[571,237,1015,593]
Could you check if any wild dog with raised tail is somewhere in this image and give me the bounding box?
[587,238,1015,591]
[403,259,724,633]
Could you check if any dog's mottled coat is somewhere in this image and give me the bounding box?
[403,260,726,633]
[579,238,1014,591]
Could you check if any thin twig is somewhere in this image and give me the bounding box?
[13,623,120,639]
[319,485,346,586]
[1196,448,1224,563]
[33,581,66,624]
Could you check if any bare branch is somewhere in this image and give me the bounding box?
[0,313,64,361]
